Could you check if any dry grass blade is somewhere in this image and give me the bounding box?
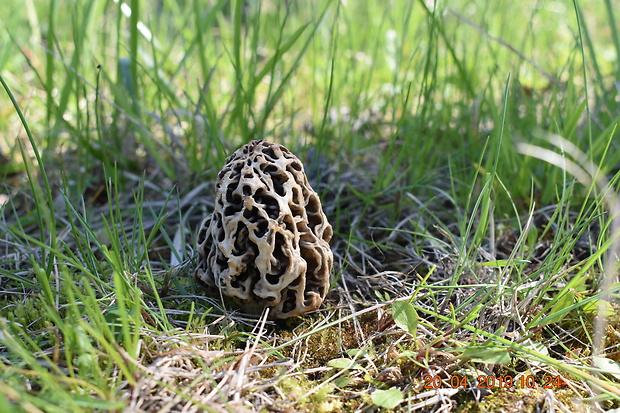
[518,135,620,358]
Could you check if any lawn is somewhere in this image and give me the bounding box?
[1,0,620,411]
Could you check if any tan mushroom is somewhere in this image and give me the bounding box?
[196,139,333,318]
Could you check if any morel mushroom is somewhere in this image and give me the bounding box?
[196,139,333,318]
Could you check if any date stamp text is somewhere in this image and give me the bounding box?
[423,374,568,389]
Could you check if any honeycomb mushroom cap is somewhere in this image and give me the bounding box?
[196,139,333,318]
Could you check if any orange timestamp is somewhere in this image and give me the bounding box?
[423,374,568,389]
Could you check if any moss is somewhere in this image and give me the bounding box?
[455,387,591,413]
[0,296,54,332]
[278,375,311,404]
[273,374,361,412]
[254,312,387,409]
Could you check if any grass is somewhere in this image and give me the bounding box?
[1,0,619,411]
